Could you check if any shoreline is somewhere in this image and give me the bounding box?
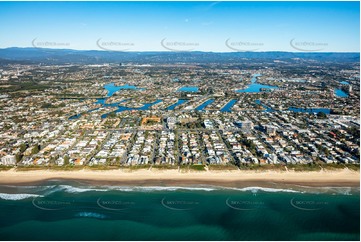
[0,168,359,188]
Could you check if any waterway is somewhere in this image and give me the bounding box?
[220,99,237,112]
[166,99,188,111]
[104,83,144,97]
[101,99,162,118]
[335,89,348,98]
[288,107,331,114]
[195,99,215,111]
[178,86,199,92]
[255,100,275,112]
[69,84,155,119]
[237,74,278,93]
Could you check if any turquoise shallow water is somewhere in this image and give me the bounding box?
[104,83,144,97]
[236,74,278,93]
[178,86,199,92]
[0,182,359,241]
[335,89,349,98]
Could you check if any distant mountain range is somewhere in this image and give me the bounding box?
[0,47,359,65]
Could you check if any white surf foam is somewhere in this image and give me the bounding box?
[44,185,108,195]
[0,192,41,200]
[230,186,301,193]
[7,184,356,196]
[111,186,217,192]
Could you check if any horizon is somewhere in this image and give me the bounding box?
[1,46,360,54]
[0,1,359,52]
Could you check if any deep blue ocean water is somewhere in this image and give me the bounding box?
[0,182,359,240]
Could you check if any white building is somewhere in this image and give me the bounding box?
[167,117,177,129]
[1,155,16,166]
[204,119,214,129]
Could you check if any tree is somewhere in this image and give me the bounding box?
[41,103,54,108]
[20,143,27,153]
[317,112,327,119]
[64,156,70,165]
[15,153,22,163]
[31,145,40,154]
[108,112,117,118]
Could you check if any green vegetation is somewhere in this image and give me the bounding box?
[64,156,70,165]
[19,143,27,153]
[0,165,13,171]
[238,163,359,172]
[189,164,206,171]
[31,145,40,154]
[41,103,55,108]
[241,139,257,155]
[238,163,323,172]
[108,112,117,118]
[1,82,52,93]
[47,165,85,171]
[320,163,360,171]
[85,165,120,170]
[127,164,152,170]
[15,164,85,171]
[152,165,178,170]
[317,112,327,119]
[15,153,23,163]
[287,163,322,172]
[345,164,360,171]
[240,163,285,171]
[16,166,51,171]
[208,164,239,171]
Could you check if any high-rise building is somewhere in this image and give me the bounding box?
[265,125,277,136]
[235,120,254,131]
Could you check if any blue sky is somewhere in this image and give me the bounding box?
[0,1,359,52]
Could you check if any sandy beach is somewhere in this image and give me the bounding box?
[0,168,359,187]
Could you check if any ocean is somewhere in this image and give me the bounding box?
[0,181,359,241]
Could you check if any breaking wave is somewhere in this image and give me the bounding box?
[0,192,41,200]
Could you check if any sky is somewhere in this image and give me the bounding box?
[0,1,359,52]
